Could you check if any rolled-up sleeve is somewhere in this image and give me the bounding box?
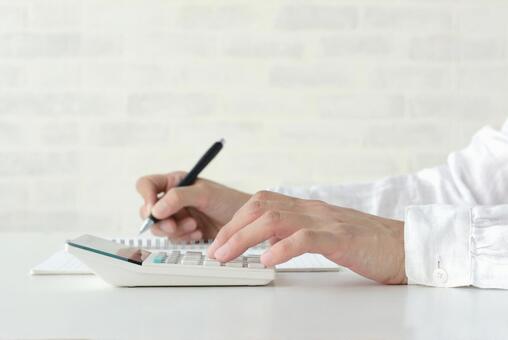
[405,204,508,289]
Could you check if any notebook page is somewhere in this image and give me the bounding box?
[31,250,92,275]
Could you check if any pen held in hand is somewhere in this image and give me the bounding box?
[138,138,225,235]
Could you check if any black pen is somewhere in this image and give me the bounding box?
[138,138,225,235]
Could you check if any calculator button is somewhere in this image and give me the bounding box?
[247,263,265,269]
[225,262,243,268]
[153,256,166,264]
[203,260,221,267]
[166,257,179,264]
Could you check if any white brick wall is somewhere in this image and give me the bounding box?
[1,0,507,232]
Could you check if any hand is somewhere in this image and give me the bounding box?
[136,171,251,242]
[207,191,407,285]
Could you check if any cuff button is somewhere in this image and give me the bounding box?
[433,268,448,284]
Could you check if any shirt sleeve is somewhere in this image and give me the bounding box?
[271,121,508,219]
[405,204,508,288]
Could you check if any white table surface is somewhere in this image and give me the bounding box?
[2,232,508,340]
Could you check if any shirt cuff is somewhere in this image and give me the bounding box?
[404,205,472,287]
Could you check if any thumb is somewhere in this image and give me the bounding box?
[151,185,207,220]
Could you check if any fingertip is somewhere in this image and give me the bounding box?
[140,203,153,219]
[179,217,197,233]
[152,200,169,219]
[207,235,223,257]
[190,230,202,241]
[159,219,176,234]
[214,244,230,261]
[260,250,275,266]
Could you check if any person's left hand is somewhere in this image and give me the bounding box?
[207,191,407,285]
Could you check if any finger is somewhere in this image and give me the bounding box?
[261,230,340,266]
[158,219,178,235]
[268,237,280,245]
[139,204,152,219]
[176,230,203,242]
[213,210,307,262]
[151,184,208,220]
[136,174,167,204]
[136,172,186,215]
[150,223,167,237]
[207,196,295,257]
[174,216,198,236]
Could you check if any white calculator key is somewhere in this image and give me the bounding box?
[247,263,265,269]
[185,251,202,256]
[203,260,221,267]
[182,259,201,265]
[225,262,243,268]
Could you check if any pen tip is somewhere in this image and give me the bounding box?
[219,138,225,145]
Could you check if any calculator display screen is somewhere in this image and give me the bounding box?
[67,234,151,265]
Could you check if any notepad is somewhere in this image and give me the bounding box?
[31,237,340,275]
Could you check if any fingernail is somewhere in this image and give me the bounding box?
[214,244,230,260]
[190,230,202,240]
[152,200,168,218]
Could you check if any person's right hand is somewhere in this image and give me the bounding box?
[136,171,251,242]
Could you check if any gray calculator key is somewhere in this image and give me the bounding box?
[246,256,261,263]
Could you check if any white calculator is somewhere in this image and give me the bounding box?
[66,234,275,287]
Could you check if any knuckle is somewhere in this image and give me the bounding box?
[135,177,147,192]
[246,199,264,216]
[295,229,315,244]
[308,199,329,210]
[253,190,271,201]
[169,170,187,178]
[314,199,328,207]
[168,171,187,185]
[264,210,281,224]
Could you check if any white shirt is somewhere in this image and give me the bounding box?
[272,119,508,289]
